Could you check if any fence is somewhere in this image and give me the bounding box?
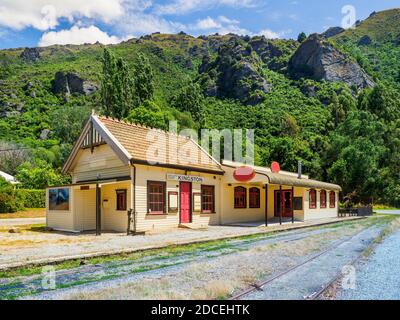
[338,206,373,217]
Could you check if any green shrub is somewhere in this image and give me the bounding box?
[0,177,23,213]
[0,192,23,213]
[15,189,45,208]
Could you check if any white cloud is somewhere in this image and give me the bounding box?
[116,12,185,35]
[258,28,292,39]
[195,17,222,30]
[154,0,256,16]
[258,29,280,39]
[38,25,127,46]
[0,0,124,31]
[191,16,249,35]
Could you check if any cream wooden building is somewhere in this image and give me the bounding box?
[46,115,341,234]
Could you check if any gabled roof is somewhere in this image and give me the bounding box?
[63,114,224,175]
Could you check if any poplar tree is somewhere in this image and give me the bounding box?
[101,48,135,119]
[101,49,154,119]
[133,52,154,105]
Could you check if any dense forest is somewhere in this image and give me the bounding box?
[0,9,399,207]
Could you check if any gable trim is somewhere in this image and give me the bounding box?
[62,115,132,174]
[62,119,92,174]
[91,115,132,165]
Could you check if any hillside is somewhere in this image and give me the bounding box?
[332,9,400,85]
[0,10,399,206]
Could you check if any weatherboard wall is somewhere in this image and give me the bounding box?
[71,144,129,183]
[46,186,75,232]
[134,164,221,232]
[303,190,339,220]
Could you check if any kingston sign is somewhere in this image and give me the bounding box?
[166,174,204,183]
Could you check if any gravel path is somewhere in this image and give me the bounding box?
[375,210,400,215]
[240,225,383,300]
[0,218,45,227]
[1,226,332,299]
[338,230,400,300]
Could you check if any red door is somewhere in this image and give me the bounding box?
[274,190,293,217]
[180,182,191,223]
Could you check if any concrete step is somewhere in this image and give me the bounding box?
[179,223,208,230]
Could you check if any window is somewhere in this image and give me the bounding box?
[320,190,327,208]
[249,187,260,208]
[147,181,166,214]
[234,186,247,209]
[293,197,303,210]
[329,191,336,208]
[116,189,127,211]
[49,188,70,211]
[201,185,215,213]
[309,189,316,209]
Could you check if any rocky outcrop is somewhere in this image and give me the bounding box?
[288,34,374,89]
[51,72,98,96]
[321,27,345,38]
[249,37,298,71]
[358,35,372,46]
[20,47,41,62]
[39,129,51,140]
[199,40,271,105]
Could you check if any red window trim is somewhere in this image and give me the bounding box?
[309,189,316,209]
[249,187,260,208]
[201,185,215,214]
[234,186,247,209]
[320,190,327,209]
[116,189,127,211]
[147,181,166,215]
[329,191,336,208]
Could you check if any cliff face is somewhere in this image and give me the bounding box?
[289,34,374,89]
[199,39,272,106]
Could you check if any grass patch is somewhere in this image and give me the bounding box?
[373,204,400,210]
[0,223,46,233]
[0,208,45,219]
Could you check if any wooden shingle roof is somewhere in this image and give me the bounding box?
[94,115,224,174]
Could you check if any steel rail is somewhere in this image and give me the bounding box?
[230,228,368,300]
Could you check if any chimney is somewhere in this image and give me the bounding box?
[298,160,302,179]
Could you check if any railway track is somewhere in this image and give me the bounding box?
[306,242,369,300]
[230,228,372,300]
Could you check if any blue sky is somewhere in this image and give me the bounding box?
[0,0,399,49]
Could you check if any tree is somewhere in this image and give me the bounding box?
[325,110,388,204]
[101,48,135,119]
[297,32,307,43]
[0,141,31,175]
[125,100,171,130]
[133,53,154,105]
[170,82,205,125]
[16,160,69,189]
[0,177,23,213]
[281,113,299,137]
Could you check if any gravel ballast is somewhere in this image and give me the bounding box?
[338,229,400,300]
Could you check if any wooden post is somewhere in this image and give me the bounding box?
[96,183,101,236]
[265,184,268,227]
[291,186,294,224]
[279,185,282,225]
